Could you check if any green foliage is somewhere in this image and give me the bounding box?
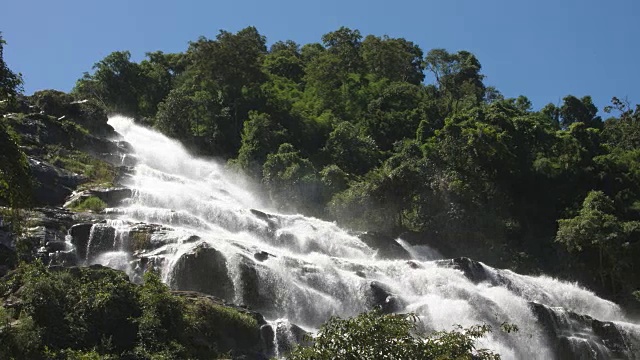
[73,51,142,116]
[235,111,287,177]
[263,143,320,212]
[287,308,500,360]
[556,191,640,294]
[71,196,107,212]
[324,121,380,175]
[0,121,32,208]
[0,33,23,100]
[66,26,640,304]
[0,263,263,359]
[48,149,116,189]
[135,270,186,357]
[31,90,75,117]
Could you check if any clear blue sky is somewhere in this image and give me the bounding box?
[3,0,639,111]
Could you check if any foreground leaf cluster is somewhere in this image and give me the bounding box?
[0,263,260,359]
[287,308,500,360]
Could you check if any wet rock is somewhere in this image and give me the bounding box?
[254,251,274,262]
[170,242,235,301]
[250,209,273,221]
[96,152,138,167]
[260,324,276,357]
[239,258,261,306]
[30,207,79,229]
[237,257,278,318]
[0,216,13,249]
[530,302,637,359]
[22,225,65,251]
[172,290,268,359]
[0,244,15,276]
[368,281,405,314]
[65,187,133,209]
[436,257,489,284]
[358,231,411,260]
[46,240,68,252]
[251,209,279,230]
[69,223,93,260]
[274,321,312,355]
[85,224,116,262]
[48,250,78,267]
[128,223,184,252]
[29,157,87,206]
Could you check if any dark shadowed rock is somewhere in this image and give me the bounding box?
[172,290,270,359]
[368,281,405,314]
[274,320,312,356]
[260,324,277,357]
[29,157,87,206]
[170,242,235,301]
[45,240,68,252]
[254,251,275,262]
[239,257,261,307]
[48,249,78,267]
[65,187,133,209]
[69,223,93,260]
[436,257,490,284]
[85,223,116,262]
[358,231,411,260]
[530,302,638,359]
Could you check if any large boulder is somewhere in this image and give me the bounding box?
[170,242,235,301]
[69,222,94,260]
[83,223,116,262]
[358,231,411,260]
[436,257,490,284]
[530,302,639,359]
[367,281,405,314]
[29,158,87,206]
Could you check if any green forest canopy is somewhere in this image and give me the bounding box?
[2,26,640,308]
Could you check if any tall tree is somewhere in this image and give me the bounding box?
[0,33,23,101]
[559,95,601,129]
[73,51,142,116]
[425,49,485,111]
[361,35,425,84]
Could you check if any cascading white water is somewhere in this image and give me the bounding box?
[93,115,639,359]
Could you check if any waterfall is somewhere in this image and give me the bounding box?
[80,115,639,359]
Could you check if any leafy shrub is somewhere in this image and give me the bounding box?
[287,308,500,360]
[49,149,116,188]
[0,263,265,359]
[72,196,107,212]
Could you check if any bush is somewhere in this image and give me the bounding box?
[287,308,501,360]
[72,196,107,212]
[0,264,265,359]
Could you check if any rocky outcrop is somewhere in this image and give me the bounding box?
[436,257,490,284]
[367,281,406,314]
[530,302,639,359]
[169,242,235,301]
[18,207,94,265]
[65,187,133,209]
[84,223,116,262]
[358,231,411,260]
[174,290,270,359]
[68,223,93,260]
[29,158,87,206]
